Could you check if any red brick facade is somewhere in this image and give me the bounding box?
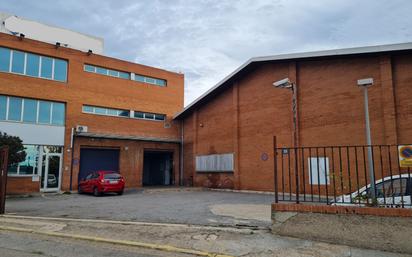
[179,51,412,191]
[0,33,184,193]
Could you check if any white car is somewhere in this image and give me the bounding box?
[331,174,411,208]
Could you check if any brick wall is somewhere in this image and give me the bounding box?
[0,33,184,192]
[181,52,412,192]
[6,177,39,194]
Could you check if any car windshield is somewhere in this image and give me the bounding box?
[104,173,121,179]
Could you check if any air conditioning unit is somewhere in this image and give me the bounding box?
[76,125,88,133]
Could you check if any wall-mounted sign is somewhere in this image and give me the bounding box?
[261,153,268,161]
[282,149,289,155]
[399,145,412,167]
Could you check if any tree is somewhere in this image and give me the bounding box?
[0,132,26,166]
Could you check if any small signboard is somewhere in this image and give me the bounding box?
[399,145,412,167]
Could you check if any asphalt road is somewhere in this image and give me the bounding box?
[5,189,275,227]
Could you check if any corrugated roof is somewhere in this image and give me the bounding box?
[174,42,412,119]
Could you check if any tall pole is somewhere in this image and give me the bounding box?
[363,87,376,200]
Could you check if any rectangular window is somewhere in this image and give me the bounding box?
[26,53,40,77]
[0,47,11,72]
[118,110,130,117]
[94,107,107,115]
[54,59,67,82]
[155,114,165,121]
[38,101,51,124]
[84,64,95,72]
[82,105,93,113]
[308,157,329,185]
[83,64,130,80]
[119,72,130,79]
[40,57,53,79]
[144,113,154,120]
[8,97,22,121]
[134,112,144,119]
[0,47,67,82]
[51,102,65,125]
[196,153,234,172]
[96,67,108,75]
[11,50,25,74]
[135,75,145,83]
[1,95,65,126]
[23,99,37,123]
[0,95,6,120]
[134,74,166,87]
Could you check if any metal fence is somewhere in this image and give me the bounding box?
[0,146,9,214]
[274,145,412,208]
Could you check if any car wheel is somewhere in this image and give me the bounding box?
[117,190,124,195]
[93,187,101,197]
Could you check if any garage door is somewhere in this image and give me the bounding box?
[79,148,120,182]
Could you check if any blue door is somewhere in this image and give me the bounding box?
[79,148,120,182]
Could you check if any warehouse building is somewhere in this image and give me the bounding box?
[174,43,412,192]
[0,14,184,194]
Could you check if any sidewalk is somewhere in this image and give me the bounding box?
[0,215,409,257]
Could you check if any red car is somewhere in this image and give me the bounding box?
[78,171,125,196]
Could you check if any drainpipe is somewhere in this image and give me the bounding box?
[69,127,75,191]
[180,120,184,186]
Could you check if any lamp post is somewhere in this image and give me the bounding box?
[357,78,376,201]
[273,78,297,147]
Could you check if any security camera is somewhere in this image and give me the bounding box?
[357,78,374,87]
[273,78,293,88]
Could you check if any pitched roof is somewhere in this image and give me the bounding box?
[174,42,412,119]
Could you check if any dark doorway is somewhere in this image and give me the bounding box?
[143,151,173,186]
[79,148,120,182]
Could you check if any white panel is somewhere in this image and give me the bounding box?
[2,15,103,54]
[196,153,234,172]
[0,121,65,146]
[308,157,329,185]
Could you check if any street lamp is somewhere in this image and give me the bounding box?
[357,78,376,201]
[273,78,297,147]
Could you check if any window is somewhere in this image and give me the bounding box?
[308,157,329,185]
[84,64,130,80]
[196,153,234,172]
[82,105,130,118]
[370,178,410,198]
[0,47,10,72]
[54,59,67,82]
[0,47,67,82]
[8,97,22,121]
[8,145,40,176]
[23,99,37,123]
[0,95,6,120]
[0,95,65,126]
[26,53,40,77]
[133,111,166,121]
[51,102,65,125]
[40,57,53,79]
[134,74,166,87]
[11,50,25,74]
[38,101,51,124]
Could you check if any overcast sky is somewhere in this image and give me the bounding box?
[3,0,412,105]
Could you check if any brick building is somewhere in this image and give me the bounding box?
[174,43,412,192]
[0,21,184,194]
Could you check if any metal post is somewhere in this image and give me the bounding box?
[363,87,376,200]
[0,146,9,214]
[292,84,297,147]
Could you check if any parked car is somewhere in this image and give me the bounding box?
[78,171,125,196]
[331,174,412,208]
[47,174,58,187]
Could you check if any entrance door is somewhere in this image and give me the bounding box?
[41,153,62,192]
[143,151,173,186]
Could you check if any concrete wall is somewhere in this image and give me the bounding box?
[0,33,184,192]
[181,51,412,191]
[272,203,412,254]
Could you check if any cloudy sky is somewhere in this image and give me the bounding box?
[2,0,412,105]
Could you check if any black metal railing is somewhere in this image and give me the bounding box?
[274,145,412,208]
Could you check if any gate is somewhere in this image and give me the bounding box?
[0,146,8,214]
[274,144,412,208]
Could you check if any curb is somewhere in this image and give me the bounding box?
[1,214,268,232]
[0,225,234,257]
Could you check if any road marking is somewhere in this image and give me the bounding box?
[1,214,267,231]
[0,225,234,257]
